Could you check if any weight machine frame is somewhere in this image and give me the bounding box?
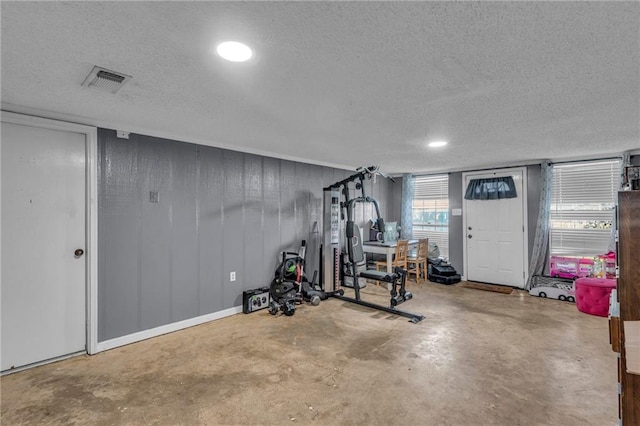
[322,166,424,323]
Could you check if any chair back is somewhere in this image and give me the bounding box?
[417,238,429,260]
[394,240,409,269]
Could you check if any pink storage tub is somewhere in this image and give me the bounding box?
[575,277,617,317]
[550,256,593,280]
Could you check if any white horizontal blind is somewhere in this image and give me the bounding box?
[413,175,449,259]
[414,175,448,200]
[550,159,620,257]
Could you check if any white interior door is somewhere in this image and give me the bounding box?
[1,121,87,371]
[464,169,526,288]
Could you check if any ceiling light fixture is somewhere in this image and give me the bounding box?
[216,41,253,62]
[428,140,448,148]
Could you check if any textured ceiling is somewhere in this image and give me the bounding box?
[2,1,639,174]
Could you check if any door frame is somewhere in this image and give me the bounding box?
[462,166,529,288]
[1,111,99,356]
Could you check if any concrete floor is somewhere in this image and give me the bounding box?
[1,281,617,425]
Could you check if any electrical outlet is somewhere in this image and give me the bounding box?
[230,271,236,282]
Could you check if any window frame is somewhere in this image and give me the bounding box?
[549,159,620,258]
[412,174,449,259]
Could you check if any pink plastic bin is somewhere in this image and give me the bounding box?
[550,256,594,280]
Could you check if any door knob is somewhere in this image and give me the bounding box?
[74,249,84,257]
[467,234,472,239]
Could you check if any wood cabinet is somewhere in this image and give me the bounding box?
[618,190,640,425]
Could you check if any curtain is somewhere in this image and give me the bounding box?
[608,152,631,252]
[400,173,414,239]
[526,161,552,289]
[464,176,517,200]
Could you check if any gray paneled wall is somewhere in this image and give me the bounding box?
[97,129,396,342]
[448,172,463,273]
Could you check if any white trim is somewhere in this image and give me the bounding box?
[0,111,99,357]
[96,306,243,352]
[1,103,354,172]
[522,170,530,285]
[462,166,529,288]
[86,129,99,355]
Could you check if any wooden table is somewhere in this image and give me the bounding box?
[362,240,418,273]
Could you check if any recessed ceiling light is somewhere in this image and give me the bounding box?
[428,140,448,148]
[216,41,253,62]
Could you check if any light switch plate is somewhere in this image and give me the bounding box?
[116,130,130,139]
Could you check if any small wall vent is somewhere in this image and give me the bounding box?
[82,66,131,94]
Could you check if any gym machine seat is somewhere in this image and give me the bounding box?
[340,222,424,322]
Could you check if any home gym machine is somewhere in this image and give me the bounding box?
[322,166,424,323]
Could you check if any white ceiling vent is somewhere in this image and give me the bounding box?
[82,66,131,94]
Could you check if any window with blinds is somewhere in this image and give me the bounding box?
[413,174,449,259]
[550,159,620,257]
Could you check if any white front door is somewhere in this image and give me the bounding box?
[464,169,527,288]
[1,121,87,371]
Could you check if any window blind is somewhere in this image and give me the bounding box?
[550,159,620,257]
[413,175,449,259]
[415,175,448,200]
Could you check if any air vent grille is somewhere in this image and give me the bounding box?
[82,66,131,94]
[96,70,126,84]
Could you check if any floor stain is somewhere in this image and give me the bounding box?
[1,284,616,426]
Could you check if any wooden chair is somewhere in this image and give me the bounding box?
[374,240,409,273]
[407,238,428,284]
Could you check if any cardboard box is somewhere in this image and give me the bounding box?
[624,321,640,375]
